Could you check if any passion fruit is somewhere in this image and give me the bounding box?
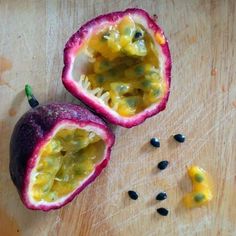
[10,86,114,211]
[62,8,171,128]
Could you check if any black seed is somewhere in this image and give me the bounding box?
[157,160,169,170]
[128,190,138,200]
[157,208,169,216]
[134,31,142,39]
[173,134,186,143]
[156,192,167,201]
[60,150,66,156]
[150,137,160,148]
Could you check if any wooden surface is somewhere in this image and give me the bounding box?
[0,0,236,235]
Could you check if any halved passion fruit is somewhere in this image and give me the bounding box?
[10,101,114,211]
[62,8,171,127]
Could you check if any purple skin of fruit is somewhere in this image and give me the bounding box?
[10,103,115,211]
[62,8,171,128]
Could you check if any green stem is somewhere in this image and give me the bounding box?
[25,84,33,99]
[25,84,39,108]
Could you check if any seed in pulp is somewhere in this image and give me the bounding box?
[194,173,204,183]
[173,134,186,143]
[134,31,142,39]
[194,193,205,202]
[157,160,169,170]
[156,207,169,216]
[128,190,138,200]
[156,192,167,201]
[150,137,160,147]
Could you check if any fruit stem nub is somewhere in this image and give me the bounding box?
[25,84,39,108]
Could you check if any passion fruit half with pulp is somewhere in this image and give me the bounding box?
[9,86,115,211]
[62,8,171,128]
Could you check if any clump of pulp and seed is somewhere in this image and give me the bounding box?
[31,128,105,202]
[76,16,166,117]
[183,166,213,208]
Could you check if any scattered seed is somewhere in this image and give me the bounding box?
[173,134,186,143]
[128,190,138,200]
[157,160,169,170]
[156,207,169,216]
[150,137,160,148]
[194,193,205,202]
[156,192,167,201]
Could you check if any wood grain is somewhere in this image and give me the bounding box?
[0,0,235,235]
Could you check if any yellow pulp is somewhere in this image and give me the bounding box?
[80,16,166,117]
[183,166,213,208]
[31,128,105,202]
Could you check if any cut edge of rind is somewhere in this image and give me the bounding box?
[22,121,114,211]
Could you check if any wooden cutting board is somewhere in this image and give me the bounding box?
[0,0,235,235]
